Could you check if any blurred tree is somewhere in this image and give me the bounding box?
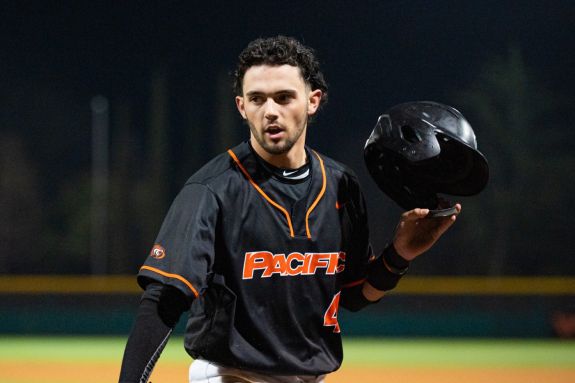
[0,84,93,273]
[107,100,140,274]
[179,94,207,184]
[453,46,575,275]
[214,70,241,153]
[52,173,92,273]
[0,133,42,273]
[132,69,170,262]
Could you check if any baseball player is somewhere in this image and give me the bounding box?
[118,36,460,383]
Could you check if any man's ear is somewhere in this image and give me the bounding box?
[307,89,323,116]
[236,96,247,119]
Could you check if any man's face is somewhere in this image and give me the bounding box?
[236,64,322,158]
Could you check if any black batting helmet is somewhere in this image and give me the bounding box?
[364,101,489,210]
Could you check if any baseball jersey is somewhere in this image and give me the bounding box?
[138,141,372,375]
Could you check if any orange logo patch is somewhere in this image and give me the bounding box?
[150,244,166,260]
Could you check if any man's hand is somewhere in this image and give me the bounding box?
[392,203,462,261]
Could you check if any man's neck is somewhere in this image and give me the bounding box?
[250,139,307,169]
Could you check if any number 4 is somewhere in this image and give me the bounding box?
[323,291,341,333]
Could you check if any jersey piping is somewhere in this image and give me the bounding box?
[227,148,295,237]
[305,150,327,238]
[139,266,200,298]
[227,148,328,240]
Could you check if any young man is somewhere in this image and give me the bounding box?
[119,36,460,383]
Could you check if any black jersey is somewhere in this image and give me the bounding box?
[138,141,372,375]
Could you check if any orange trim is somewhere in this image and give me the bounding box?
[342,278,367,289]
[305,150,327,239]
[227,149,295,237]
[335,200,341,210]
[140,266,199,298]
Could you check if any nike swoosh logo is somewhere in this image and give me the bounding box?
[282,169,310,180]
[282,170,298,177]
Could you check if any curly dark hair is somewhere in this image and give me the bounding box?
[233,36,328,105]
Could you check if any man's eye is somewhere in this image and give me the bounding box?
[276,94,292,104]
[250,96,264,103]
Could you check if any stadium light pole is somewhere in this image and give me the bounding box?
[90,95,109,275]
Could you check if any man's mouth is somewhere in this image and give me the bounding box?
[265,125,285,140]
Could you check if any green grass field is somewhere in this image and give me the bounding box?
[1,336,574,382]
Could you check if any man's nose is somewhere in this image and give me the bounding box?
[264,99,279,120]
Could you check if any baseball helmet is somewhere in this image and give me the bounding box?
[364,101,489,210]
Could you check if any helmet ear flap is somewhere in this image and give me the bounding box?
[364,101,489,210]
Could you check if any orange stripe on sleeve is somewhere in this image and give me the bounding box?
[140,265,200,298]
[227,149,295,237]
[305,150,327,239]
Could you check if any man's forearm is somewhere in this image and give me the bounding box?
[118,298,174,383]
[119,283,189,383]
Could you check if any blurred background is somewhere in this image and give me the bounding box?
[1,1,574,339]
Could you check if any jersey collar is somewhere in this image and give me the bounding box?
[227,141,327,239]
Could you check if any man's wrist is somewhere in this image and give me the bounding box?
[366,243,411,291]
[383,243,410,275]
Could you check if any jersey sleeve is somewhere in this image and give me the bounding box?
[339,172,373,288]
[138,182,219,301]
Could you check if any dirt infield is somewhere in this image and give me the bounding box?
[2,361,575,383]
[331,366,575,383]
[2,337,574,383]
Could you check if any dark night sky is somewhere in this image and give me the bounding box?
[3,1,573,167]
[1,1,574,273]
[3,3,572,134]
